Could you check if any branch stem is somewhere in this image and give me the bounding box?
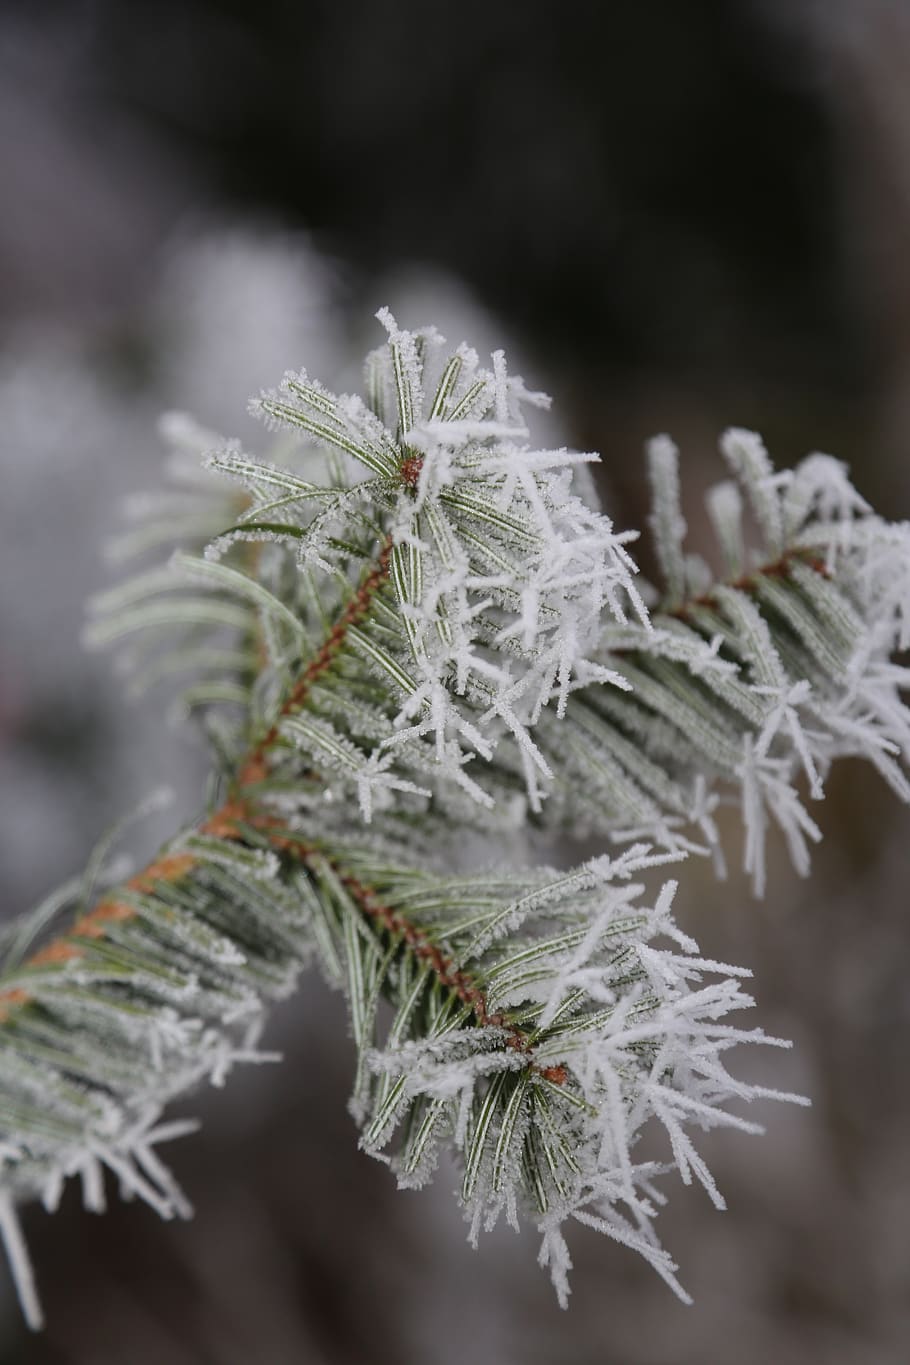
[0,537,393,1015]
[665,544,830,621]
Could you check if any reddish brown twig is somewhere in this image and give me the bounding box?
[666,545,831,623]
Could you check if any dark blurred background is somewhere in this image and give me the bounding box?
[1,2,909,1361]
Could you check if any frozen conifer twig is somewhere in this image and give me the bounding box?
[539,432,910,892]
[1,319,908,1328]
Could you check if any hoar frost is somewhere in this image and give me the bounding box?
[3,311,909,1329]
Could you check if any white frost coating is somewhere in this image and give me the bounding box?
[0,1193,43,1330]
[361,858,808,1307]
[239,311,650,816]
[549,433,910,893]
[646,434,687,606]
[720,427,785,556]
[753,679,824,800]
[706,478,745,578]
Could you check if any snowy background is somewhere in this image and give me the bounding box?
[1,2,909,1361]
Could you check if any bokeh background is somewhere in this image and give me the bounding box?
[1,2,909,1361]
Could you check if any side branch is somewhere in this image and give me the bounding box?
[0,538,393,1018]
[0,531,565,1078]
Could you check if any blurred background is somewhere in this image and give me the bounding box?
[1,1,909,1361]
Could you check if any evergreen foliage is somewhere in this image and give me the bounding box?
[1,314,908,1328]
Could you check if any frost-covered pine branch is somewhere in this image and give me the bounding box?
[538,430,910,893]
[1,314,908,1329]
